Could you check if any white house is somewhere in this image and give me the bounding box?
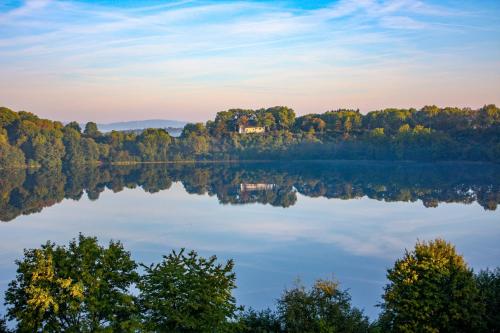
[238,125,265,134]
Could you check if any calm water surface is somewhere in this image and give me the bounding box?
[1,161,499,318]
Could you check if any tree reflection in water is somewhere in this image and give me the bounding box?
[1,161,499,222]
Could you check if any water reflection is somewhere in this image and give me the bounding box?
[1,161,499,320]
[1,161,499,222]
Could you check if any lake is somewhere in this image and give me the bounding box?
[1,161,499,319]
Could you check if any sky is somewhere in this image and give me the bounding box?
[0,0,499,122]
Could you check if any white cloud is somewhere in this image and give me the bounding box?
[0,0,498,121]
[380,16,428,29]
[0,0,53,20]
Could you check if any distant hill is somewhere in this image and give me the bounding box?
[118,127,184,137]
[97,119,187,132]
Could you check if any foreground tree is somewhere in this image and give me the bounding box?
[476,268,500,332]
[5,235,139,332]
[238,308,282,333]
[277,278,371,333]
[0,317,10,333]
[380,239,484,332]
[139,249,239,332]
[4,234,500,332]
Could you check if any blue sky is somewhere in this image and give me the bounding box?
[0,0,499,122]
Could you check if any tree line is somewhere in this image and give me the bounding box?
[1,104,499,168]
[1,237,499,332]
[1,162,499,222]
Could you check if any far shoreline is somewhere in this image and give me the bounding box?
[2,158,499,171]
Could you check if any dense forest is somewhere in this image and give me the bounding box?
[1,236,499,332]
[1,162,499,222]
[1,104,499,168]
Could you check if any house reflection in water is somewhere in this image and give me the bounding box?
[240,183,276,192]
[236,183,281,205]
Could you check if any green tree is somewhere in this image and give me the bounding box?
[477,104,500,128]
[83,122,101,138]
[261,112,276,129]
[136,128,172,162]
[380,239,484,333]
[81,137,100,163]
[398,124,410,133]
[0,132,25,169]
[277,278,371,333]
[181,123,210,156]
[5,235,139,332]
[139,249,239,332]
[62,126,84,165]
[369,128,384,137]
[476,268,500,332]
[0,107,20,129]
[65,121,81,133]
[238,308,282,333]
[2,104,500,165]
[268,106,296,130]
[0,317,11,333]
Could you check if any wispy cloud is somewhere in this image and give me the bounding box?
[380,16,428,29]
[0,0,53,20]
[0,0,499,121]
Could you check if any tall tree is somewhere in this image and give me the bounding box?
[476,268,500,332]
[380,239,484,333]
[0,317,11,333]
[277,278,371,333]
[5,235,139,332]
[139,249,239,332]
[83,122,101,138]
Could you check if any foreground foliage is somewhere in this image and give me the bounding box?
[0,318,10,333]
[139,249,238,332]
[476,268,500,332]
[3,236,499,332]
[5,235,139,332]
[4,236,238,333]
[380,239,486,333]
[276,279,371,333]
[237,308,282,333]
